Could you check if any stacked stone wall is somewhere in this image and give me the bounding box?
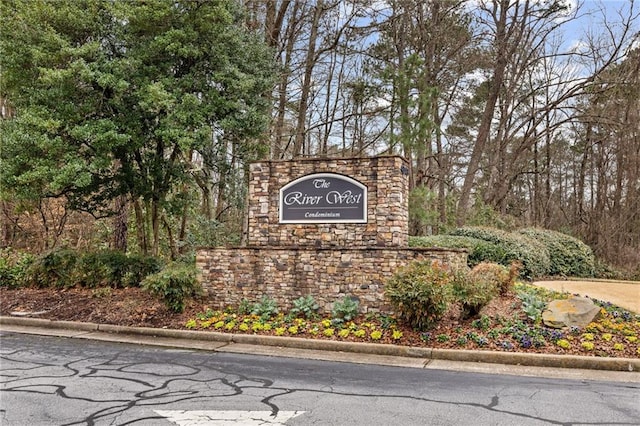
[197,246,467,313]
[248,156,408,248]
[197,155,467,312]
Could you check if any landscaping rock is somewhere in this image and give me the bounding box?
[542,296,601,329]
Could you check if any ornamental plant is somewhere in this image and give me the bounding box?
[290,295,320,319]
[252,296,279,320]
[581,342,595,351]
[451,266,498,319]
[385,260,454,331]
[331,296,360,323]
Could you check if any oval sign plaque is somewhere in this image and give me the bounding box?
[279,173,367,223]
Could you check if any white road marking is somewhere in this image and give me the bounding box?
[155,410,305,425]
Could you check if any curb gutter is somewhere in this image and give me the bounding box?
[2,316,639,373]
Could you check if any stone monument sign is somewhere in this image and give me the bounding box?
[197,155,465,312]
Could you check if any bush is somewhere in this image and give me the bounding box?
[24,249,78,288]
[409,235,507,268]
[450,227,551,279]
[0,249,35,288]
[76,250,162,288]
[385,260,454,331]
[471,261,520,295]
[518,228,595,278]
[452,265,499,319]
[23,249,162,289]
[141,262,202,313]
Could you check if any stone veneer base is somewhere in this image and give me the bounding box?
[197,246,467,313]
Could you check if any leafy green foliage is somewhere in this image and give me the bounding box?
[409,235,507,267]
[385,260,454,330]
[0,0,275,252]
[450,227,551,279]
[331,296,360,323]
[517,228,595,277]
[25,249,79,288]
[0,249,35,288]
[141,262,202,313]
[252,296,280,320]
[23,249,161,288]
[451,266,498,319]
[290,295,320,319]
[76,251,162,288]
[516,289,548,323]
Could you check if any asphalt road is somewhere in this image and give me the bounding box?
[1,332,639,426]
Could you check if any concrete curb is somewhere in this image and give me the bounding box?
[2,316,639,373]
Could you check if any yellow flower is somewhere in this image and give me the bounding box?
[338,329,350,338]
[581,342,594,351]
[353,329,366,338]
[601,333,613,341]
[287,325,299,335]
[556,339,571,349]
[238,323,249,332]
[613,343,625,351]
[323,328,335,337]
[625,336,637,343]
[370,330,383,340]
[585,322,603,332]
[275,327,286,336]
[581,333,594,341]
[392,330,403,340]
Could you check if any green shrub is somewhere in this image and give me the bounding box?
[409,235,507,267]
[518,228,595,277]
[450,227,551,279]
[24,249,162,289]
[452,266,498,319]
[290,295,320,319]
[76,250,162,288]
[0,249,35,288]
[24,249,78,288]
[331,296,360,323]
[593,259,625,280]
[141,262,202,313]
[252,295,280,320]
[385,260,454,331]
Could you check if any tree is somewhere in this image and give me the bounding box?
[0,0,275,255]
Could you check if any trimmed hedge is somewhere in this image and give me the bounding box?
[449,227,551,279]
[409,235,507,267]
[518,228,595,277]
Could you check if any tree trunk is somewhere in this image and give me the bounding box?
[111,195,128,252]
[292,2,322,157]
[456,1,509,225]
